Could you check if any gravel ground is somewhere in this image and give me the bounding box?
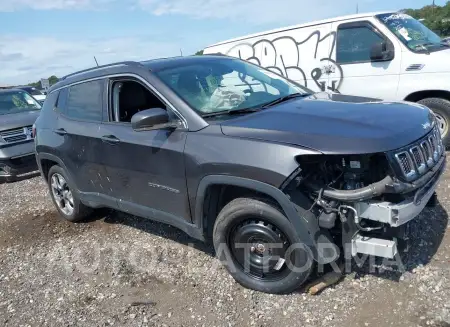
[1,157,449,327]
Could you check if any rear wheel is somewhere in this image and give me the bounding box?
[213,198,313,294]
[47,165,91,222]
[418,97,450,147]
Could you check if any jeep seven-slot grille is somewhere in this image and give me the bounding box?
[0,126,33,143]
[394,127,444,181]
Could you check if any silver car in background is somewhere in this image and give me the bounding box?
[0,88,41,182]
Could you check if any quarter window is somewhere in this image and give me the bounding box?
[66,80,103,121]
[337,26,384,64]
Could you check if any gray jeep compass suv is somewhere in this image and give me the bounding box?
[34,55,446,294]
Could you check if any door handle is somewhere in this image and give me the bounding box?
[53,128,67,135]
[101,135,121,144]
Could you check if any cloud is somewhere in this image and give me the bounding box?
[0,0,112,11]
[136,0,357,25]
[0,35,180,85]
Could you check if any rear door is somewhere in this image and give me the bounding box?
[330,19,402,100]
[57,79,113,199]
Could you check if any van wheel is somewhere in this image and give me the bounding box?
[418,98,450,147]
[212,198,313,294]
[47,165,91,222]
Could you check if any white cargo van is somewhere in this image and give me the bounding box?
[203,12,450,146]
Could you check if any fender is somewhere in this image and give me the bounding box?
[195,175,339,263]
[35,152,78,189]
[195,175,317,245]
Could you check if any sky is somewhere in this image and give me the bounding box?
[0,0,447,85]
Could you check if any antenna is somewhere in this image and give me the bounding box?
[356,2,359,13]
[94,56,99,67]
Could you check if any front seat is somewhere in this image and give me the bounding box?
[119,83,148,122]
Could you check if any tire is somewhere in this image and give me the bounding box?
[213,198,314,294]
[47,165,91,222]
[418,97,450,147]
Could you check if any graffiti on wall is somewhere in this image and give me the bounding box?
[225,30,343,92]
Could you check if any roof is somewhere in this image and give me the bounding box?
[48,55,233,93]
[141,54,231,71]
[15,86,38,90]
[205,11,394,48]
[0,88,22,94]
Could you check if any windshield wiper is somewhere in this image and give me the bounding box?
[201,107,261,118]
[261,93,310,108]
[414,43,430,54]
[201,93,310,118]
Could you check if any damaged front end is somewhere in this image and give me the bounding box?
[284,127,446,260]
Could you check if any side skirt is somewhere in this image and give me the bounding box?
[79,192,205,242]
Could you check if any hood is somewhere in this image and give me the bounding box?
[0,110,40,131]
[404,48,450,73]
[220,93,435,154]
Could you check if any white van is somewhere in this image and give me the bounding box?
[203,12,450,146]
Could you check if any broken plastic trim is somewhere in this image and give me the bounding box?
[305,154,446,202]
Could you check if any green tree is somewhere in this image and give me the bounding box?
[404,1,450,36]
[27,75,59,89]
[195,50,204,55]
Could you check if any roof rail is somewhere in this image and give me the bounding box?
[61,61,144,80]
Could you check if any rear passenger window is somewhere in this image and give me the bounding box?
[337,26,384,64]
[66,80,103,121]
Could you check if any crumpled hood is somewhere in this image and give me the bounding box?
[220,93,436,154]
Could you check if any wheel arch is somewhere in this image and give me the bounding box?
[195,175,317,246]
[404,90,450,103]
[37,153,77,189]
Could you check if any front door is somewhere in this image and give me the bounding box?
[100,77,191,223]
[330,19,402,100]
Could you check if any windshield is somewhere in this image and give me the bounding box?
[155,58,311,116]
[0,90,42,115]
[377,13,444,52]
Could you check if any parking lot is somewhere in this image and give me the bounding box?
[0,154,449,327]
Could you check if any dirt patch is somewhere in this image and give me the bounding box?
[0,155,449,327]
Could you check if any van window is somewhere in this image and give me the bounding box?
[376,13,443,53]
[66,80,103,121]
[337,26,384,64]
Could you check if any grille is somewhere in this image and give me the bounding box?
[395,152,415,179]
[394,127,444,181]
[410,146,426,174]
[0,126,33,143]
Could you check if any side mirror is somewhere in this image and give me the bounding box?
[370,41,394,61]
[131,108,180,131]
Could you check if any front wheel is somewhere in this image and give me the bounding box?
[213,198,313,294]
[418,98,450,147]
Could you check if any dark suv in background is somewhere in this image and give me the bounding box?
[34,56,446,294]
[0,88,41,182]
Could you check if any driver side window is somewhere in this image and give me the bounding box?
[110,79,168,123]
[337,25,384,64]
